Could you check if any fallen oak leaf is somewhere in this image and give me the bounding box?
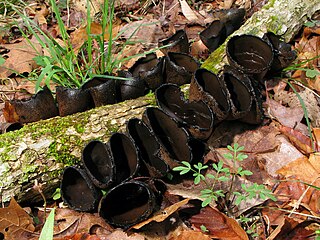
[190,206,248,240]
[276,156,320,184]
[266,98,308,136]
[0,198,36,239]
[276,156,320,214]
[168,229,211,240]
[279,125,319,154]
[54,233,101,240]
[70,22,121,53]
[3,101,20,123]
[267,216,301,240]
[103,229,145,240]
[0,37,41,78]
[178,0,199,23]
[46,208,112,239]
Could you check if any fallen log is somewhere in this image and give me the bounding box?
[202,0,320,73]
[0,96,155,203]
[1,0,320,203]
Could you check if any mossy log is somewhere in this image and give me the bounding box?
[202,0,320,73]
[0,96,155,203]
[1,0,320,204]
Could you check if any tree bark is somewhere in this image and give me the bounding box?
[1,0,320,204]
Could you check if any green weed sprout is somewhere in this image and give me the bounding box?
[173,143,277,208]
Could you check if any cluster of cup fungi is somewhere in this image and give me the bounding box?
[3,9,296,229]
[59,33,296,228]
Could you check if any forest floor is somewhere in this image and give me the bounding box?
[0,0,320,239]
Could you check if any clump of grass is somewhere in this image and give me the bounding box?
[7,0,169,91]
[12,0,122,90]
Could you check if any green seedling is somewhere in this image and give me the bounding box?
[200,224,209,233]
[173,143,276,208]
[52,188,61,201]
[304,20,320,28]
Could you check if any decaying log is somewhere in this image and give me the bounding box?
[0,96,155,203]
[202,0,320,73]
[1,0,320,203]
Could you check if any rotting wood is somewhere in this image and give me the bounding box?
[1,0,320,203]
[202,0,320,73]
[0,95,154,203]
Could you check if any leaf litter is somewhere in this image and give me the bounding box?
[1,0,320,239]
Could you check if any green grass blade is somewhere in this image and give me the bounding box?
[39,208,55,240]
[287,80,314,151]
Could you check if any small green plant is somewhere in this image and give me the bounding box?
[200,224,209,233]
[304,19,320,28]
[51,188,61,201]
[173,143,277,208]
[239,216,259,238]
[283,55,320,80]
[286,80,315,151]
[12,0,124,90]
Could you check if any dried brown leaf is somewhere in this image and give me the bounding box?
[105,229,145,240]
[33,4,49,28]
[55,233,101,240]
[169,229,211,240]
[132,198,190,229]
[279,125,317,154]
[251,134,304,177]
[190,207,248,240]
[120,19,165,45]
[0,198,35,239]
[178,0,199,23]
[51,208,112,239]
[70,22,121,53]
[267,216,301,240]
[235,125,279,153]
[224,0,235,9]
[266,98,308,136]
[308,153,320,173]
[3,101,20,123]
[277,156,320,183]
[0,37,41,78]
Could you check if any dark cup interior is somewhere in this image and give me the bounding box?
[159,29,189,54]
[61,167,101,212]
[194,69,229,113]
[99,181,155,227]
[109,133,139,184]
[224,72,251,112]
[82,140,114,188]
[156,83,213,131]
[227,35,273,74]
[144,107,191,164]
[127,118,169,176]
